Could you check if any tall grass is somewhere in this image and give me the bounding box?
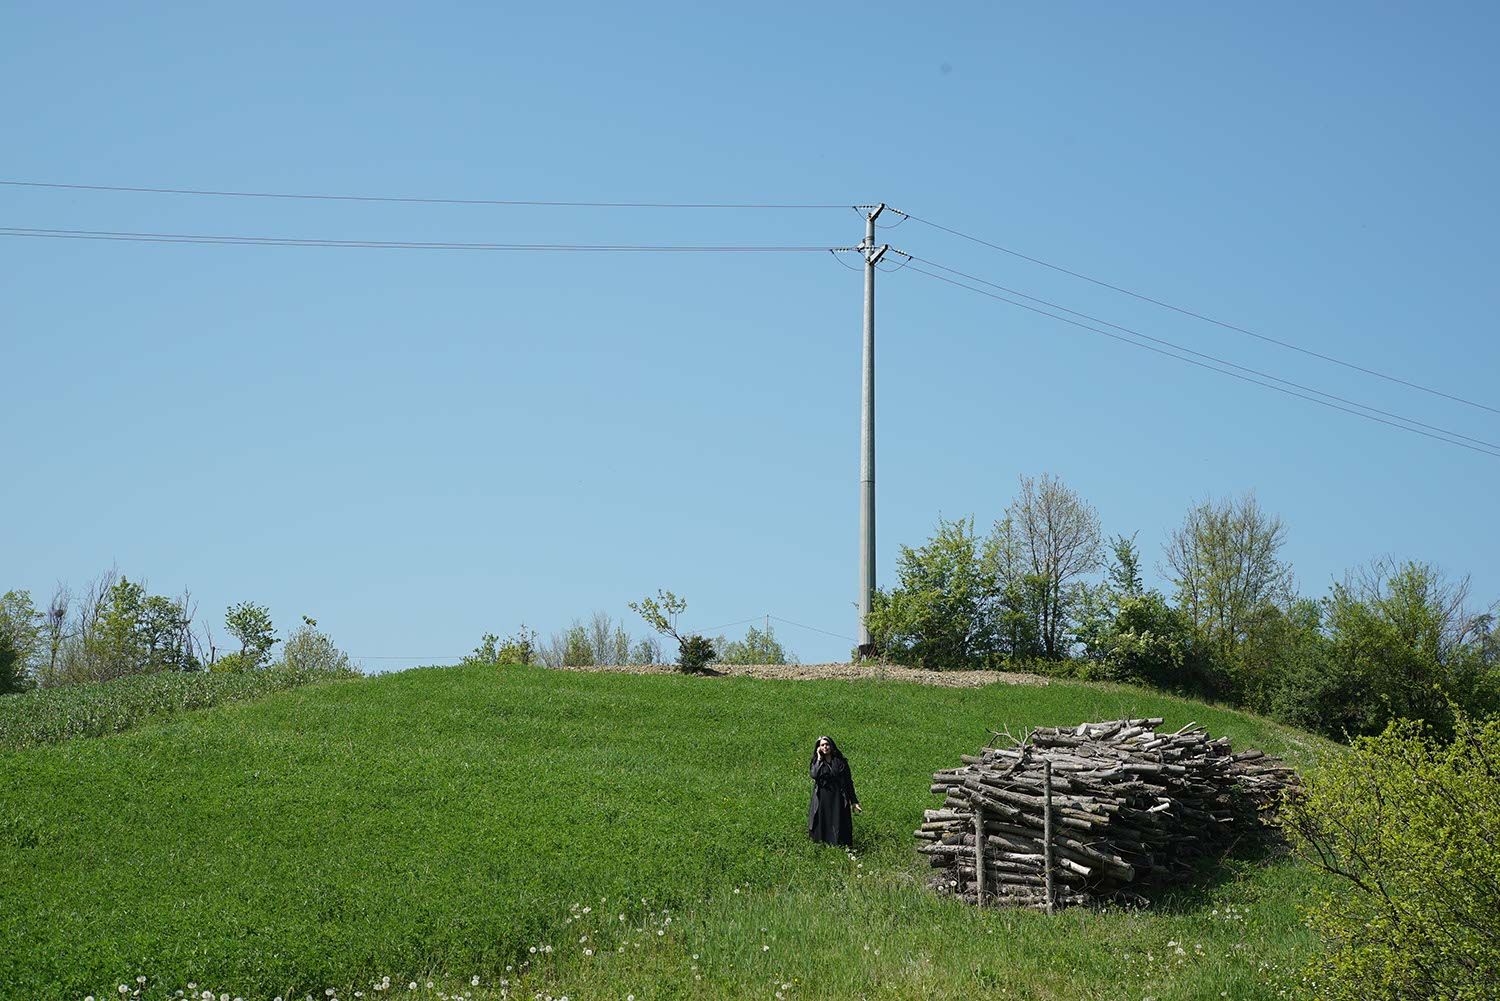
[0,664,1329,999]
[0,664,360,750]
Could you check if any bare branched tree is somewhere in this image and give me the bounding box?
[1004,473,1103,658]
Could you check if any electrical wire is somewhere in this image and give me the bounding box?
[694,616,766,635]
[0,179,849,210]
[901,262,1500,460]
[0,226,835,253]
[900,211,1500,417]
[769,615,858,643]
[906,255,1500,454]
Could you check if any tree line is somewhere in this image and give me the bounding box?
[0,567,352,694]
[867,473,1499,740]
[466,599,796,673]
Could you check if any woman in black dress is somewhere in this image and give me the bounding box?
[808,735,862,846]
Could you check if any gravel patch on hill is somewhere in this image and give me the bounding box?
[546,661,1050,687]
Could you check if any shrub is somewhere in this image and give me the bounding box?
[464,625,539,666]
[280,617,355,674]
[1284,712,1500,999]
[717,624,796,665]
[676,634,716,673]
[210,651,256,674]
[1085,592,1216,692]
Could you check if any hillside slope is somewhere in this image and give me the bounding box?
[0,664,1327,1000]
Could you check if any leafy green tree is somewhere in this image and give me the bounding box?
[92,578,148,680]
[1237,598,1328,714]
[0,591,41,692]
[985,517,1048,662]
[1317,559,1495,737]
[1284,712,1500,999]
[0,619,25,694]
[225,601,277,668]
[866,516,999,669]
[718,623,796,665]
[1075,533,1145,665]
[1163,492,1295,664]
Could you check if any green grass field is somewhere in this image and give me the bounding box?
[0,665,1332,1000]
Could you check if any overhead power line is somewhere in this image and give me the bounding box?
[0,226,834,253]
[902,260,1500,460]
[769,615,858,643]
[898,210,1500,418]
[0,179,848,211]
[906,255,1500,455]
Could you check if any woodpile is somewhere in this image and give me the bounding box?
[916,717,1298,910]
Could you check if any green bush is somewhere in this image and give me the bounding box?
[280,617,354,674]
[1083,591,1215,691]
[210,650,256,673]
[716,623,796,665]
[676,634,716,673]
[1284,712,1500,999]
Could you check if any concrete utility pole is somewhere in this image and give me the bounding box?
[857,204,888,658]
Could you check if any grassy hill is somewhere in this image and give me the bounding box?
[0,664,1330,1000]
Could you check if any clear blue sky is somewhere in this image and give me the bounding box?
[5,2,1498,668]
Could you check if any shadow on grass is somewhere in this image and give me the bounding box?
[1113,830,1295,916]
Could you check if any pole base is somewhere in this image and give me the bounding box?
[854,643,878,662]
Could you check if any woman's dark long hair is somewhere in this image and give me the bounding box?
[810,735,848,773]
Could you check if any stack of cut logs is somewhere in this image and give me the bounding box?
[916,717,1298,910]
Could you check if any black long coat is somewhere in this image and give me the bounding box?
[808,755,859,846]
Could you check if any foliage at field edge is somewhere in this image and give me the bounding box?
[865,479,1500,742]
[1284,711,1500,1000]
[0,662,358,750]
